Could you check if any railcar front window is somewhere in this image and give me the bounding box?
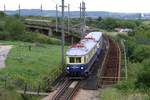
[76,57,81,63]
[69,57,75,63]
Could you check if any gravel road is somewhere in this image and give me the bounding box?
[0,45,12,69]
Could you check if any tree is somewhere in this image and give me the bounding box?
[0,11,6,18]
[97,17,102,21]
[135,59,150,93]
[98,17,118,31]
[4,17,25,40]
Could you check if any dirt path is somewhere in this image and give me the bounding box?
[73,89,99,100]
[0,45,12,69]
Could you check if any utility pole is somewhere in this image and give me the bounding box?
[80,3,81,21]
[80,2,86,36]
[56,4,58,32]
[82,1,86,34]
[40,4,42,18]
[67,4,73,45]
[18,4,21,16]
[79,2,81,34]
[67,4,70,34]
[60,0,65,66]
[4,4,6,13]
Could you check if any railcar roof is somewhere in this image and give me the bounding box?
[66,32,102,56]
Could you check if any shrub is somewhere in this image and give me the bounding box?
[116,80,135,93]
[22,32,61,45]
[4,17,25,40]
[132,45,150,62]
[0,88,22,100]
[0,31,10,40]
[135,59,150,91]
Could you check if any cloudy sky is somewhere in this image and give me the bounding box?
[0,0,150,13]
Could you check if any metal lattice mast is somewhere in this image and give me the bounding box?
[82,1,86,35]
[80,3,81,21]
[40,4,42,17]
[56,4,58,32]
[80,3,82,34]
[67,4,70,34]
[4,4,6,13]
[61,0,65,66]
[80,1,86,35]
[82,1,86,34]
[18,4,21,16]
[67,4,73,44]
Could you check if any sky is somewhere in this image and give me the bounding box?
[0,0,150,13]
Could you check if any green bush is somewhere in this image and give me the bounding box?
[0,11,6,18]
[135,59,150,91]
[116,80,135,93]
[0,31,10,40]
[97,18,140,31]
[22,32,61,45]
[131,45,150,62]
[4,17,25,40]
[0,88,22,100]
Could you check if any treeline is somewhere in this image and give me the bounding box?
[0,11,60,45]
[116,22,150,95]
[86,17,141,31]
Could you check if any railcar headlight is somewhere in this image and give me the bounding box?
[81,67,84,69]
[67,67,69,70]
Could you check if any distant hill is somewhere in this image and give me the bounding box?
[5,9,150,19]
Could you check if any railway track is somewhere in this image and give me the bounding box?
[52,79,81,100]
[51,34,121,100]
[97,35,121,87]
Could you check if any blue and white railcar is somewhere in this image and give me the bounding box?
[66,32,103,77]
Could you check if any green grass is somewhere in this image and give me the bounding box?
[142,21,150,25]
[100,87,150,100]
[0,88,23,100]
[0,41,67,88]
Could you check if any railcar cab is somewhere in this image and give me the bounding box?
[66,45,97,77]
[66,55,86,76]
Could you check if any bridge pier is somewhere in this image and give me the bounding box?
[48,28,53,36]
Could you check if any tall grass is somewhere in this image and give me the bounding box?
[0,41,67,89]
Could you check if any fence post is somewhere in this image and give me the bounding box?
[37,84,40,95]
[4,78,7,88]
[24,83,27,94]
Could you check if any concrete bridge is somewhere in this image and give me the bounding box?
[24,19,80,38]
[23,18,99,43]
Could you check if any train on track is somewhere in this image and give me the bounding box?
[66,32,104,78]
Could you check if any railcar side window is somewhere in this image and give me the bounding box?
[69,57,75,63]
[84,56,86,63]
[76,57,81,63]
